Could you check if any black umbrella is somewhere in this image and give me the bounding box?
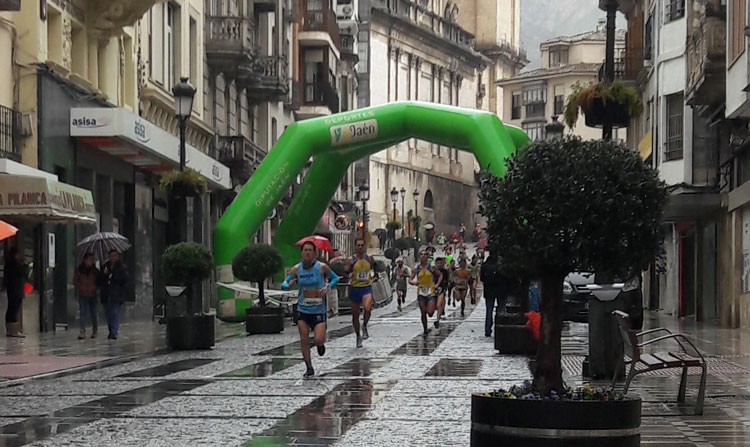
[74,232,131,264]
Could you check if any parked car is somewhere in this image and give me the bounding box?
[562,271,643,329]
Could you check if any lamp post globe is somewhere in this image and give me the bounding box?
[172,77,196,171]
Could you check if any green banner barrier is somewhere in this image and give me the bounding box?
[213,101,529,321]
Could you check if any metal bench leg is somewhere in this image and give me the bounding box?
[611,357,624,391]
[677,366,688,403]
[695,362,707,416]
[623,366,638,395]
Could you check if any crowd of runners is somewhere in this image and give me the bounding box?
[283,226,485,378]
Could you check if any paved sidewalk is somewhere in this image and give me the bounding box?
[0,318,246,383]
[2,287,750,446]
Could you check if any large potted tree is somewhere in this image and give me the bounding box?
[232,244,286,335]
[162,242,215,350]
[474,137,667,446]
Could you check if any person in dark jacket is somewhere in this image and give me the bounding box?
[74,252,100,339]
[480,251,509,337]
[100,249,128,340]
[4,246,27,338]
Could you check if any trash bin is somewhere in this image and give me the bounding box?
[586,284,625,380]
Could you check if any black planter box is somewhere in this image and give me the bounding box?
[246,307,285,335]
[167,315,215,350]
[494,312,537,355]
[584,97,631,129]
[471,393,641,446]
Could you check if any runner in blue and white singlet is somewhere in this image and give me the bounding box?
[282,241,339,378]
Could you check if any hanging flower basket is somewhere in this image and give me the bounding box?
[564,81,642,130]
[159,168,208,198]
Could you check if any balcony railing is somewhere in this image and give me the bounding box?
[257,55,289,79]
[205,14,258,72]
[686,15,726,106]
[385,0,474,49]
[246,54,290,100]
[217,135,266,184]
[0,105,21,162]
[597,49,643,82]
[303,79,339,113]
[303,8,341,50]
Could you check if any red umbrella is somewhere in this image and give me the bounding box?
[296,235,333,253]
[476,237,488,250]
[0,220,18,242]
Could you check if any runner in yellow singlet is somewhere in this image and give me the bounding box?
[345,238,374,348]
[453,257,472,317]
[409,250,443,336]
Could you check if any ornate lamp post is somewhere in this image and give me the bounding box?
[412,188,420,240]
[172,77,197,171]
[400,187,406,229]
[390,187,398,222]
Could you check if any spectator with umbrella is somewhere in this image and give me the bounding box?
[74,232,131,265]
[99,249,128,340]
[4,246,28,338]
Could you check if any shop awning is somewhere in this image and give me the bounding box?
[0,175,96,224]
[638,131,652,160]
[70,107,231,190]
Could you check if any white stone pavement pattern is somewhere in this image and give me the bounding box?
[3,282,750,445]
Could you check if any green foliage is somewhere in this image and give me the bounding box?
[393,237,412,252]
[232,244,284,283]
[386,221,402,230]
[563,81,643,129]
[479,137,667,278]
[384,247,401,260]
[159,168,208,197]
[161,242,214,285]
[409,215,422,227]
[373,260,387,274]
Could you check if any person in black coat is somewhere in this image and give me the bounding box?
[4,247,28,338]
[99,249,128,340]
[480,251,511,337]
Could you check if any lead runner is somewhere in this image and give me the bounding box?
[282,241,340,378]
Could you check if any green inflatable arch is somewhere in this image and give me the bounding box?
[213,101,529,321]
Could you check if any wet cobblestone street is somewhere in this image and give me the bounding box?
[3,287,750,446]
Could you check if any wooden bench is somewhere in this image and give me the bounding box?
[612,310,707,415]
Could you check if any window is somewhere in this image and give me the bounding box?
[522,83,546,119]
[730,0,747,64]
[553,85,565,116]
[644,15,653,60]
[424,190,434,209]
[665,93,684,161]
[189,17,197,93]
[548,46,569,67]
[149,3,179,88]
[166,3,175,88]
[511,93,521,119]
[665,0,685,22]
[523,122,545,142]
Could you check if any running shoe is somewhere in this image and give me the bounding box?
[356,335,363,348]
[317,344,326,356]
[362,326,369,340]
[303,365,315,378]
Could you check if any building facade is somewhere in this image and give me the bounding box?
[355,0,525,238]
[498,23,627,142]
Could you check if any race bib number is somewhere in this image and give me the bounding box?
[302,289,324,306]
[356,271,370,282]
[419,286,432,296]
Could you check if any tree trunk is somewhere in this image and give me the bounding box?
[533,272,565,395]
[258,280,266,307]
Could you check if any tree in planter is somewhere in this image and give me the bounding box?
[479,137,667,395]
[232,244,284,307]
[161,242,214,316]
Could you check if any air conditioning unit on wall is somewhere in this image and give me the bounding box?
[337,4,354,19]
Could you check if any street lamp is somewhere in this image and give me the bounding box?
[390,187,398,222]
[412,188,419,239]
[358,182,370,237]
[400,187,406,229]
[172,77,197,171]
[545,115,565,141]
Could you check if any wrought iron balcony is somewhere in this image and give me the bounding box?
[217,135,266,185]
[205,14,259,79]
[597,48,643,83]
[246,55,290,101]
[0,105,21,162]
[302,7,341,51]
[340,34,358,62]
[686,13,725,107]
